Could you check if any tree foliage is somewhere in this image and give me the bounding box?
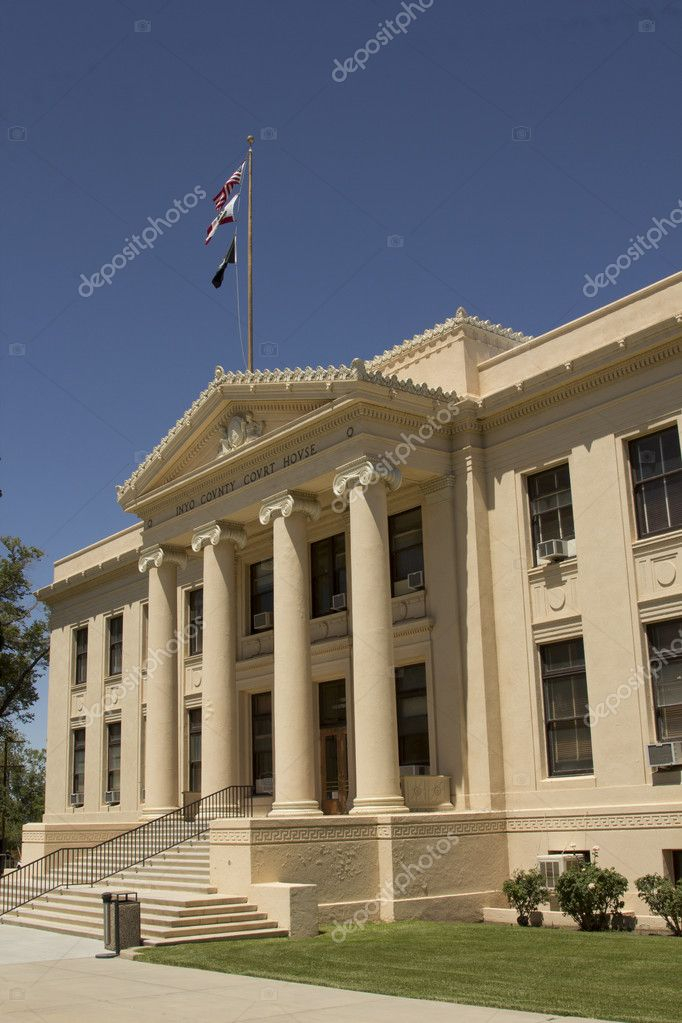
[636,874,682,936]
[555,860,628,931]
[0,729,46,855]
[0,536,49,725]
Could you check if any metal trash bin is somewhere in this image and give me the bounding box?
[101,892,141,952]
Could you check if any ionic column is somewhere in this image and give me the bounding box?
[259,490,322,817]
[333,457,406,815]
[138,544,186,815]
[191,520,246,796]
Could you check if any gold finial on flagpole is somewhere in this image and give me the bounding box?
[247,136,254,372]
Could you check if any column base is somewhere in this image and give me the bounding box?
[350,795,407,816]
[268,800,323,818]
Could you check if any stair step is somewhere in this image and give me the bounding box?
[142,918,279,939]
[144,927,288,946]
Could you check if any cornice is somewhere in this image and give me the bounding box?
[191,520,247,552]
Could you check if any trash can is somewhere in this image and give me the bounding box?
[101,892,141,952]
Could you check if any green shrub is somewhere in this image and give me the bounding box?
[555,860,627,931]
[502,869,549,925]
[636,874,682,936]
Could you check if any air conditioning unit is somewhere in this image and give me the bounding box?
[331,592,347,611]
[536,538,574,563]
[253,611,273,631]
[69,792,83,807]
[407,570,424,591]
[537,852,585,889]
[105,790,120,805]
[647,741,682,769]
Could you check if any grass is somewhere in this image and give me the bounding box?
[137,920,682,1023]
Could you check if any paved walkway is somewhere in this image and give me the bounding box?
[0,924,615,1023]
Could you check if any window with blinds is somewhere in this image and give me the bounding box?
[388,507,425,596]
[73,626,88,685]
[106,721,121,799]
[528,464,575,564]
[188,708,202,792]
[251,692,273,794]
[540,638,593,776]
[311,533,346,617]
[250,558,274,632]
[71,728,85,798]
[395,663,430,772]
[647,619,682,741]
[107,615,123,677]
[629,427,682,538]
[188,588,203,656]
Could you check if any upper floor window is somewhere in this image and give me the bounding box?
[647,619,682,742]
[395,663,430,774]
[540,638,593,777]
[107,615,123,677]
[311,533,347,617]
[528,464,575,564]
[250,558,273,633]
[73,626,88,685]
[141,603,149,673]
[389,507,424,596]
[106,721,121,802]
[629,427,682,538]
[71,728,85,803]
[188,588,203,657]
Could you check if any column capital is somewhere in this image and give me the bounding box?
[138,544,187,574]
[332,455,401,497]
[259,490,320,526]
[191,520,247,553]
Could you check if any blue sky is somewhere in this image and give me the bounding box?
[3,0,682,746]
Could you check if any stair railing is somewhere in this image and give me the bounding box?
[0,784,252,917]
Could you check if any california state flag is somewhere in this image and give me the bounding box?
[205,192,239,245]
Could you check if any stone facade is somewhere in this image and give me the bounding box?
[28,271,682,922]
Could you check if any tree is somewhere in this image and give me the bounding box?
[636,874,682,936]
[0,536,49,726]
[0,730,46,856]
[502,869,549,925]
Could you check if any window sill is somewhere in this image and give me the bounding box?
[104,673,122,684]
[527,556,578,579]
[539,774,596,789]
[632,527,682,554]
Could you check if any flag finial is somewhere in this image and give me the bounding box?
[247,135,254,145]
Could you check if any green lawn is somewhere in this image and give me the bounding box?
[137,921,682,1023]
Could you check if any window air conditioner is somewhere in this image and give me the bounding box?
[647,741,682,769]
[253,611,273,631]
[331,592,347,611]
[69,793,83,807]
[537,852,585,889]
[536,538,573,563]
[105,790,120,805]
[407,570,424,591]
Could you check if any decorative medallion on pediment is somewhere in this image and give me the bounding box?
[218,412,264,457]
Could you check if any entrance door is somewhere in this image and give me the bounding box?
[318,680,349,814]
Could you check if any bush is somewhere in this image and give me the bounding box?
[555,860,627,931]
[502,869,549,925]
[636,874,682,936]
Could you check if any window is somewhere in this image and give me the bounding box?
[251,692,273,794]
[140,714,146,803]
[395,664,430,773]
[141,603,149,673]
[107,615,123,676]
[106,722,121,800]
[629,427,682,538]
[311,534,346,617]
[528,464,575,562]
[250,559,273,632]
[188,588,203,657]
[73,627,88,685]
[188,708,202,792]
[647,619,682,741]
[540,639,593,776]
[672,850,682,884]
[389,507,425,596]
[71,728,85,800]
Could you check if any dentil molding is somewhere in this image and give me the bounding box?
[191,520,247,552]
[259,490,321,525]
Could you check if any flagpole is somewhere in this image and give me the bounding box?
[247,134,254,373]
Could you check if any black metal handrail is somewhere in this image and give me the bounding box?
[0,784,252,917]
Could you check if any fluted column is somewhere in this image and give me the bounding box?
[259,490,322,817]
[191,520,246,796]
[333,457,406,815]
[138,544,186,815]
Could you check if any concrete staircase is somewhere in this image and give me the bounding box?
[1,836,286,946]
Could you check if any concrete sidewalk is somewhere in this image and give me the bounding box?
[0,924,617,1023]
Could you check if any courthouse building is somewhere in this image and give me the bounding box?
[24,270,682,926]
